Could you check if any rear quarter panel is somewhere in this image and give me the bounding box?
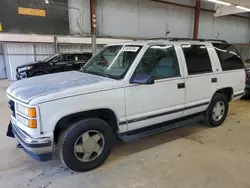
[217,70,245,97]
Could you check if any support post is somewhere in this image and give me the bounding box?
[193,0,201,39]
[90,0,97,55]
[54,36,58,53]
[91,35,97,55]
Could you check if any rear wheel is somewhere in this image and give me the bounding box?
[241,91,250,99]
[58,118,115,172]
[204,93,229,127]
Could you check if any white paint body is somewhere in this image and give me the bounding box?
[6,40,246,145]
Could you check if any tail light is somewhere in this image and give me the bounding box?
[245,68,249,84]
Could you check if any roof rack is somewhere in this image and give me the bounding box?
[145,37,227,43]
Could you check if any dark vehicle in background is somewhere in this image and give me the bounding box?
[16,52,92,80]
[244,61,250,98]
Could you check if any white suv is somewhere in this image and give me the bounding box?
[6,39,246,172]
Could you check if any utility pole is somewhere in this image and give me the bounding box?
[193,0,201,39]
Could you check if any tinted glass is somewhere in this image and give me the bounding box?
[77,54,91,61]
[134,45,180,80]
[182,45,212,75]
[65,55,74,61]
[213,43,244,71]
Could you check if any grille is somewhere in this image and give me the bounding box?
[8,100,15,118]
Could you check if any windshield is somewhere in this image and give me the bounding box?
[43,54,59,62]
[82,45,142,79]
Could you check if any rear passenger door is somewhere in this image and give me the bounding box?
[179,44,218,116]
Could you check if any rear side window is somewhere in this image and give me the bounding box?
[213,43,244,71]
[182,45,212,75]
[77,54,92,61]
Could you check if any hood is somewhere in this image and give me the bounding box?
[16,61,44,69]
[7,71,115,104]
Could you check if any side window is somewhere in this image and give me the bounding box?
[213,43,244,71]
[182,45,212,75]
[58,55,66,62]
[65,55,74,61]
[78,54,91,61]
[134,45,180,80]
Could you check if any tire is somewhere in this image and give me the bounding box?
[204,93,229,127]
[241,91,250,99]
[58,118,115,172]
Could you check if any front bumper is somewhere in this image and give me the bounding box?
[11,122,53,161]
[16,71,28,80]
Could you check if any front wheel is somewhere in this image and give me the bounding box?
[204,93,229,127]
[58,118,115,172]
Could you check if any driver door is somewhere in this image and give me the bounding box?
[125,45,185,131]
[53,54,74,72]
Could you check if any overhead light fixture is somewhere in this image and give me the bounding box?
[207,0,231,6]
[236,5,250,12]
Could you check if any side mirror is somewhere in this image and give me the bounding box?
[130,73,154,85]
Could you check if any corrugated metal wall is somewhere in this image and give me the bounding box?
[0,44,6,79]
[4,43,55,80]
[58,44,104,53]
[90,0,250,43]
[59,44,92,53]
[35,44,55,61]
[199,11,250,43]
[97,0,195,38]
[5,43,35,80]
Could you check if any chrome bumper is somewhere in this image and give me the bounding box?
[11,122,53,161]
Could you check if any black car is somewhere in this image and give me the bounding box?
[244,62,250,98]
[16,52,92,80]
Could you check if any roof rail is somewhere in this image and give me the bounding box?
[145,37,227,43]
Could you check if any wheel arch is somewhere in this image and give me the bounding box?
[213,87,233,102]
[31,70,48,76]
[53,108,119,143]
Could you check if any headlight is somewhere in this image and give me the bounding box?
[16,114,37,128]
[16,114,29,125]
[19,66,32,72]
[16,103,36,118]
[16,103,37,128]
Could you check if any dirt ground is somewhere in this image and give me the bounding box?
[0,80,250,188]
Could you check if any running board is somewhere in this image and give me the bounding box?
[118,113,203,142]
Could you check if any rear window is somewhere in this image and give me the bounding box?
[213,43,244,71]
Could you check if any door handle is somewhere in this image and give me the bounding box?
[211,78,217,83]
[177,83,185,89]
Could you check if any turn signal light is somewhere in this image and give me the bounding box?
[28,108,36,118]
[28,119,37,128]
